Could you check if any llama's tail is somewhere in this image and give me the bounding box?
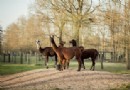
[95,50,99,60]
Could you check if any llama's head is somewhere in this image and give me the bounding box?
[59,41,66,47]
[69,39,77,46]
[50,35,54,43]
[35,40,41,49]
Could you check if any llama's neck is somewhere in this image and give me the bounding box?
[36,41,45,53]
[50,37,58,52]
[36,42,41,50]
[39,47,45,53]
[72,44,77,47]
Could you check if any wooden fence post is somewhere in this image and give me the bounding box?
[36,52,38,65]
[3,53,5,63]
[14,54,16,64]
[20,52,23,64]
[101,52,104,69]
[8,53,11,63]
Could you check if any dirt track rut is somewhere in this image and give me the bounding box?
[0,68,130,90]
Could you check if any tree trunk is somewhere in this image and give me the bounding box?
[14,54,16,64]
[101,52,104,69]
[27,54,30,64]
[126,48,130,69]
[8,53,11,63]
[59,27,63,43]
[20,52,23,64]
[3,53,5,63]
[36,52,38,65]
[59,19,65,43]
[127,51,130,70]
[73,22,81,46]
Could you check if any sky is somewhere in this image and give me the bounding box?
[0,0,100,30]
[0,0,35,30]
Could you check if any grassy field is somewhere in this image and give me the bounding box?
[0,63,43,75]
[69,61,130,74]
[0,61,130,76]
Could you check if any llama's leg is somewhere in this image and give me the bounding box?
[46,56,49,69]
[44,56,47,66]
[60,59,65,71]
[90,63,92,70]
[44,56,49,69]
[90,59,95,71]
[77,59,81,71]
[93,60,96,71]
[57,60,62,71]
[54,55,57,68]
[82,58,85,69]
[67,60,69,69]
[90,60,93,70]
[62,59,66,69]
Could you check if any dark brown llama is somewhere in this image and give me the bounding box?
[69,39,99,71]
[36,40,57,68]
[50,35,83,71]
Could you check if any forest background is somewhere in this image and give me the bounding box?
[0,0,130,69]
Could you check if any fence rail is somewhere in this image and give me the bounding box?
[0,51,125,64]
[0,52,51,65]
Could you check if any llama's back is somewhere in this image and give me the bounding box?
[81,49,98,59]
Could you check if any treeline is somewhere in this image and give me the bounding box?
[3,15,49,53]
[1,0,130,69]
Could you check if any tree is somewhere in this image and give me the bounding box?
[0,26,3,54]
[34,0,97,45]
[124,0,130,69]
[3,23,21,52]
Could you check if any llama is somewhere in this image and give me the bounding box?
[50,35,83,71]
[69,39,99,71]
[36,40,57,68]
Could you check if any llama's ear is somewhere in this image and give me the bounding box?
[50,35,54,38]
[52,35,54,38]
[49,34,52,37]
[36,40,40,43]
[35,40,38,42]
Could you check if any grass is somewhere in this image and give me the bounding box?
[69,61,130,74]
[0,60,130,75]
[95,62,130,74]
[0,63,43,75]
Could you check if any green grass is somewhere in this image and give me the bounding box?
[69,61,130,74]
[0,63,43,75]
[0,61,130,75]
[94,62,130,74]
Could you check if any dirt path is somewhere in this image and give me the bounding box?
[0,68,130,90]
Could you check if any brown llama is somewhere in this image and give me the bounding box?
[36,40,57,68]
[50,35,84,71]
[69,39,99,71]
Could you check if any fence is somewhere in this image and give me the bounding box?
[0,52,55,65]
[0,51,125,64]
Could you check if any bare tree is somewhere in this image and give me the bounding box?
[34,0,97,45]
[124,0,130,69]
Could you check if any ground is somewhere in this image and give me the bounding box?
[0,68,130,90]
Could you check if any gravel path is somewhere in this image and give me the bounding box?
[0,68,130,90]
